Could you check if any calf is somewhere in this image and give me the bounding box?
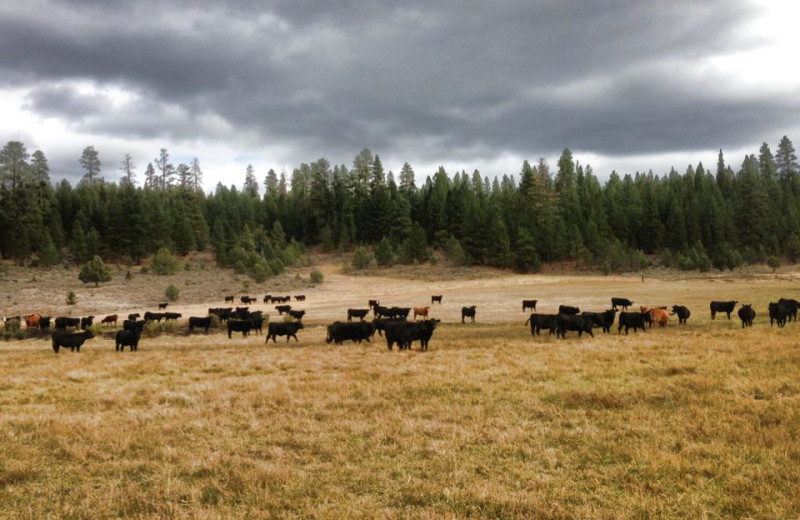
[347,309,370,322]
[101,314,118,327]
[263,295,271,304]
[115,330,140,352]
[769,302,788,328]
[522,299,538,312]
[127,313,140,321]
[670,305,691,325]
[275,305,292,315]
[525,313,557,336]
[556,314,594,339]
[54,316,80,331]
[431,295,443,305]
[144,311,165,322]
[738,304,756,328]
[52,330,94,353]
[611,298,634,310]
[618,312,648,335]
[710,300,737,320]
[266,321,304,343]
[558,305,580,315]
[163,312,182,322]
[461,305,477,323]
[80,316,95,330]
[295,295,306,302]
[413,306,430,319]
[240,296,256,304]
[158,302,168,310]
[648,308,669,328]
[288,310,306,321]
[224,295,235,303]
[227,319,252,338]
[188,316,212,334]
[326,321,374,345]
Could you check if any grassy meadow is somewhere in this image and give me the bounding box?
[2,314,800,518]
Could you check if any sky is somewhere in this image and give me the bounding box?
[1,0,799,192]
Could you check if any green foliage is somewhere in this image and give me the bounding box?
[165,284,180,301]
[3,318,21,334]
[79,255,112,286]
[352,247,373,270]
[310,269,324,283]
[398,224,428,265]
[767,255,780,272]
[37,233,60,267]
[66,290,77,305]
[151,247,181,275]
[443,237,468,267]
[374,238,394,267]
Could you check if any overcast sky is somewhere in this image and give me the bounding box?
[2,0,799,191]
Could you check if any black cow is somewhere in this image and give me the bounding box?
[123,319,146,333]
[225,295,235,303]
[38,316,51,331]
[522,299,538,312]
[240,296,254,304]
[249,314,266,335]
[227,319,252,338]
[372,318,403,337]
[710,300,738,320]
[158,302,168,309]
[558,305,580,315]
[208,308,233,322]
[115,330,141,351]
[611,298,634,310]
[326,321,375,344]
[266,321,304,343]
[52,330,94,353]
[275,305,292,315]
[188,316,212,334]
[163,312,182,321]
[461,305,477,323]
[670,305,691,325]
[385,319,440,351]
[618,312,648,335]
[368,299,380,309]
[525,313,557,336]
[431,295,443,305]
[234,307,251,320]
[556,314,594,339]
[768,302,788,328]
[128,313,141,321]
[738,304,756,328]
[54,316,81,331]
[80,316,95,330]
[581,309,617,333]
[295,295,306,302]
[144,311,165,322]
[778,298,800,322]
[288,310,306,321]
[347,309,370,322]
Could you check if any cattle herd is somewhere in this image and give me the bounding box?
[3,293,799,354]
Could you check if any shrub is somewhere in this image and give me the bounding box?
[14,330,25,340]
[151,247,181,275]
[4,319,21,334]
[352,247,373,270]
[125,270,133,280]
[66,290,77,305]
[165,284,180,302]
[310,269,324,284]
[374,238,394,267]
[443,237,468,267]
[767,255,780,273]
[79,255,112,286]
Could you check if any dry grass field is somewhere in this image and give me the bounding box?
[2,261,800,518]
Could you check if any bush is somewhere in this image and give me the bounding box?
[374,238,394,267]
[14,330,25,340]
[79,255,112,286]
[352,247,373,270]
[443,237,468,267]
[4,319,20,334]
[151,247,181,275]
[310,269,324,283]
[125,270,133,280]
[165,284,180,302]
[767,255,780,273]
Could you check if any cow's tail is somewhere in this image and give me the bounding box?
[524,314,532,326]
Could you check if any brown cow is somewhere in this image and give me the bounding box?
[23,314,41,330]
[641,306,668,328]
[101,314,118,327]
[413,306,430,319]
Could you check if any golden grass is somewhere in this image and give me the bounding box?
[2,319,800,519]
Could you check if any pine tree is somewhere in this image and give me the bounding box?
[79,255,112,287]
[120,153,136,185]
[190,157,203,192]
[79,146,101,188]
[154,148,175,192]
[176,163,191,190]
[244,164,259,196]
[143,162,158,189]
[776,136,798,180]
[0,141,30,191]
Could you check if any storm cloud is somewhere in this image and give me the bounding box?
[1,0,798,185]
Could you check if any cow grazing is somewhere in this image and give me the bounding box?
[54,316,80,331]
[163,312,182,322]
[227,319,252,338]
[347,309,370,322]
[580,309,617,333]
[23,314,41,330]
[525,313,557,336]
[611,298,634,310]
[224,295,235,303]
[288,310,305,321]
[670,305,691,325]
[522,300,538,312]
[123,320,145,333]
[710,300,738,320]
[275,305,292,315]
[778,298,799,322]
[461,305,477,323]
[556,314,594,339]
[769,302,788,328]
[52,330,94,353]
[413,306,430,320]
[326,321,375,344]
[558,305,580,315]
[115,330,140,351]
[295,295,306,302]
[738,304,756,328]
[618,312,648,335]
[431,295,443,305]
[80,316,95,330]
[188,316,212,334]
[38,316,51,331]
[158,302,168,310]
[128,313,141,321]
[101,314,118,327]
[266,321,304,343]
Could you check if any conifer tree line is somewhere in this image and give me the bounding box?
[0,137,798,277]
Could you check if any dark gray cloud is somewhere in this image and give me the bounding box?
[1,0,797,180]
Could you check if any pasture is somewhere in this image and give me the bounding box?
[2,265,800,518]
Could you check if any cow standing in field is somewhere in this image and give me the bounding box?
[710,301,738,320]
[275,305,292,315]
[525,313,557,336]
[461,306,477,323]
[54,317,80,331]
[581,309,617,333]
[347,309,370,322]
[158,303,168,310]
[115,330,141,351]
[558,305,580,315]
[385,319,440,351]
[23,314,41,330]
[769,302,788,328]
[413,306,430,320]
[287,310,305,322]
[101,315,118,327]
[225,295,235,303]
[123,320,145,333]
[522,300,537,312]
[611,298,634,310]
[670,305,691,325]
[39,317,51,331]
[738,304,756,328]
[189,316,212,334]
[431,295,443,305]
[52,330,94,353]
[326,321,375,345]
[556,314,594,339]
[80,316,94,330]
[295,295,306,302]
[778,298,799,322]
[227,319,252,338]
[266,321,304,343]
[618,312,647,335]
